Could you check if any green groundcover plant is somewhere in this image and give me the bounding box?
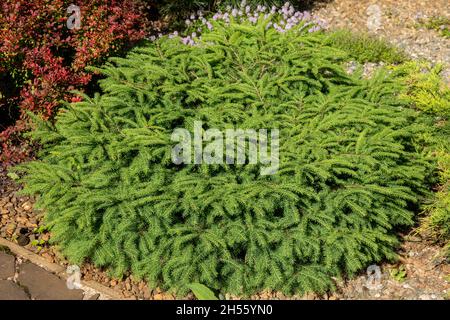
[395,61,450,256]
[324,30,408,64]
[17,15,433,295]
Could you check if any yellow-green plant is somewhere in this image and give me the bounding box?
[395,61,450,256]
[422,151,450,251]
[394,61,450,115]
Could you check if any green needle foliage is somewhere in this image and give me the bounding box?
[395,61,450,256]
[18,17,432,296]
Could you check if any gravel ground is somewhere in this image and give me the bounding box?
[313,0,450,82]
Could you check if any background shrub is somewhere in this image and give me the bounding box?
[394,62,450,116]
[324,30,408,64]
[395,62,450,255]
[155,1,318,18]
[0,0,151,165]
[19,16,432,295]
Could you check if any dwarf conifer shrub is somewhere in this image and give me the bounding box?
[19,17,431,295]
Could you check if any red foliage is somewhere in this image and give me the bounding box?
[0,0,150,166]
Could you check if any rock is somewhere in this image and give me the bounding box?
[17,234,30,246]
[88,293,100,300]
[41,233,50,242]
[0,280,29,300]
[143,288,151,300]
[153,293,164,300]
[6,223,16,235]
[0,252,16,279]
[21,201,33,211]
[16,216,28,224]
[41,253,54,264]
[18,262,84,300]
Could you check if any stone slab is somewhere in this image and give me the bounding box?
[0,251,15,279]
[0,280,29,300]
[18,262,84,300]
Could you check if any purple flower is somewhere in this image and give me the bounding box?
[308,25,320,33]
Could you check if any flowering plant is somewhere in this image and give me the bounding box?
[149,1,326,46]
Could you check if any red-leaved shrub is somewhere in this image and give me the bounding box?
[0,0,150,165]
